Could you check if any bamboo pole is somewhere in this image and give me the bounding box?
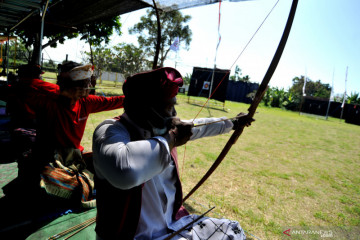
[47,217,96,240]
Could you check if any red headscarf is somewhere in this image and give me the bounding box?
[123,67,183,102]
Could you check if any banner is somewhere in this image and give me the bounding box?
[170,37,180,51]
[302,77,307,96]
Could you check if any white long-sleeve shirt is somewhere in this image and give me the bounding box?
[93,114,233,239]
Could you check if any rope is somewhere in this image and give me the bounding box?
[182,0,281,180]
[192,0,280,121]
[184,0,299,202]
[229,0,280,70]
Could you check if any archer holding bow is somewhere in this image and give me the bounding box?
[92,67,253,240]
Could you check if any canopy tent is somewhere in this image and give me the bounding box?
[0,0,249,33]
[0,0,250,68]
[140,0,249,11]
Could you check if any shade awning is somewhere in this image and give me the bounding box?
[0,0,249,34]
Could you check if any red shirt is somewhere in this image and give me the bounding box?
[26,78,59,94]
[36,94,125,152]
[22,78,60,117]
[7,78,59,128]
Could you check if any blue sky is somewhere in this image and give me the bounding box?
[45,0,360,95]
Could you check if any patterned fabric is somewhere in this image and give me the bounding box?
[160,216,246,240]
[40,149,96,208]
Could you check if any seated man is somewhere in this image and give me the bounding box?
[7,64,59,130]
[6,64,59,162]
[32,62,124,163]
[93,67,252,239]
[20,62,125,207]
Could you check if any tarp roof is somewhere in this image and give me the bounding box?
[0,0,150,33]
[0,0,248,34]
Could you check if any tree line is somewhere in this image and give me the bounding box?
[262,75,360,110]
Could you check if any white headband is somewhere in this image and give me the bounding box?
[68,64,94,81]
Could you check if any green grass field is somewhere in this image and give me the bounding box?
[50,78,360,239]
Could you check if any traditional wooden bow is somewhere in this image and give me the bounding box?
[183,0,299,202]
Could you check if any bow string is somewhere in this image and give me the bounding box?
[183,0,299,202]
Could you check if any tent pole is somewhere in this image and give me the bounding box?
[340,67,348,120]
[38,9,45,65]
[37,0,49,65]
[208,65,216,110]
[6,32,10,79]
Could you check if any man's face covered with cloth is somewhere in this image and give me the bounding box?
[123,67,192,140]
